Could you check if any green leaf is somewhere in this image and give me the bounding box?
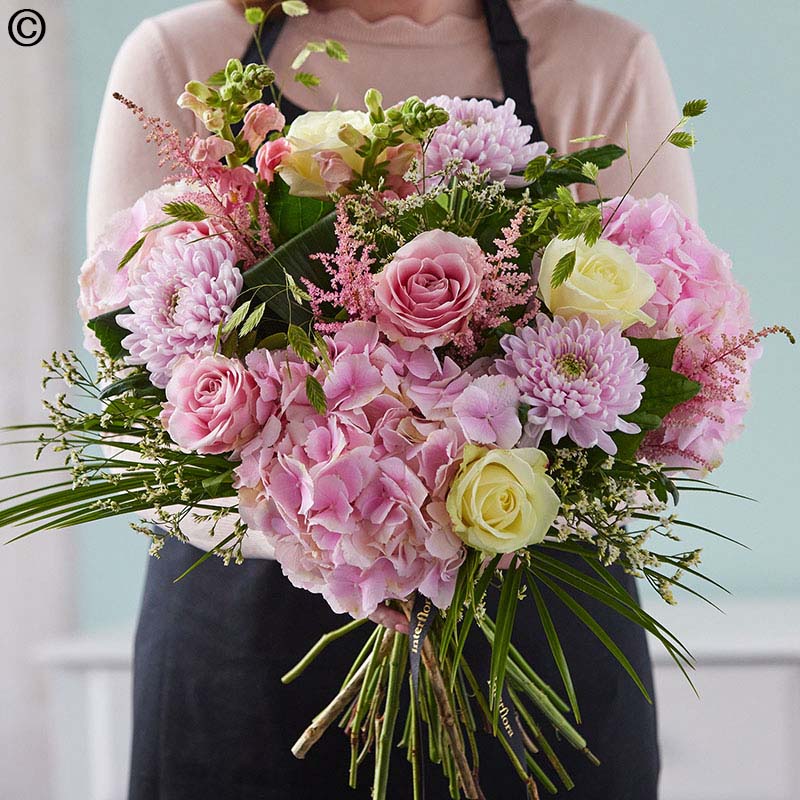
[206,69,226,87]
[291,40,325,70]
[244,6,265,25]
[489,559,523,733]
[638,365,701,419]
[221,299,252,336]
[161,200,208,222]
[305,374,327,414]
[239,303,266,337]
[536,572,652,703]
[523,155,548,183]
[527,572,581,723]
[243,206,336,327]
[294,72,321,88]
[581,161,599,181]
[117,236,145,271]
[87,309,129,361]
[668,131,697,149]
[98,372,162,402]
[550,250,576,289]
[682,99,708,118]
[266,177,335,244]
[629,336,680,369]
[282,0,309,16]
[287,324,317,364]
[569,134,607,144]
[324,39,349,62]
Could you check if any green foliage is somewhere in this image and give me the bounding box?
[282,0,309,16]
[161,200,208,222]
[529,144,626,197]
[523,155,548,183]
[239,303,266,337]
[668,131,697,149]
[243,208,336,328]
[244,6,265,25]
[87,310,129,361]
[550,250,576,289]
[324,39,349,62]
[266,177,335,244]
[294,71,321,88]
[117,236,145,271]
[287,323,317,364]
[612,337,701,460]
[580,161,599,182]
[305,374,327,414]
[682,99,708,118]
[221,298,252,336]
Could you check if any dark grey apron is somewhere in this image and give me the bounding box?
[128,3,659,797]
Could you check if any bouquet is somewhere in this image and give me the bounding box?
[2,6,793,798]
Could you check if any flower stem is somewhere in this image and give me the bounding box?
[291,630,395,759]
[281,617,367,684]
[372,634,408,800]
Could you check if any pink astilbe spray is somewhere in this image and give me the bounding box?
[640,325,793,471]
[457,207,538,359]
[113,93,269,264]
[304,202,379,333]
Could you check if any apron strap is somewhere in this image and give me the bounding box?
[238,0,545,141]
[481,0,545,141]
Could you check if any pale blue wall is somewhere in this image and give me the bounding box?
[72,1,800,630]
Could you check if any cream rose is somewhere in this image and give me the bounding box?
[539,235,657,329]
[445,445,560,554]
[278,110,372,197]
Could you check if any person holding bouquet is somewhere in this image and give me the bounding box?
[86,0,697,797]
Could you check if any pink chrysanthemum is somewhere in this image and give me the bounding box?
[424,96,548,187]
[602,194,760,469]
[118,235,242,388]
[497,314,647,454]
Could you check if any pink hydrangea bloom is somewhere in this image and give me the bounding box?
[452,375,522,449]
[234,322,473,617]
[498,314,647,454]
[602,194,759,469]
[424,97,548,187]
[118,234,242,388]
[161,354,263,455]
[374,229,485,351]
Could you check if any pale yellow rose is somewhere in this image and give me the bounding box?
[278,110,372,197]
[539,235,657,329]
[445,445,560,554]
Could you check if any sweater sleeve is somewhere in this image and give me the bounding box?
[575,33,698,220]
[86,19,275,560]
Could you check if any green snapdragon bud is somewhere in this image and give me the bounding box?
[364,88,385,123]
[184,80,214,103]
[338,123,367,149]
[372,122,391,140]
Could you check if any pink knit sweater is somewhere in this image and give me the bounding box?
[86,0,697,556]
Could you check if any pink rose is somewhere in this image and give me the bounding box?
[374,229,485,351]
[255,137,291,183]
[312,150,355,193]
[242,103,286,152]
[190,135,235,163]
[161,354,263,454]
